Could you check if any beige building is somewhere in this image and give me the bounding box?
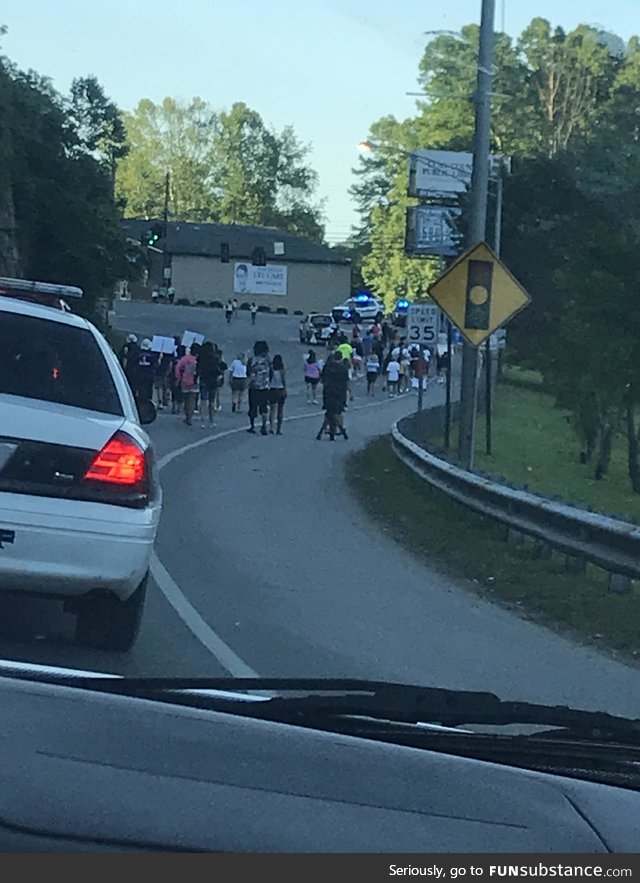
[122,219,351,314]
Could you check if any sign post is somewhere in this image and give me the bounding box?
[407,303,439,413]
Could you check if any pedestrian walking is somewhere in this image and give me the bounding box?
[246,340,271,435]
[196,341,218,427]
[250,302,258,325]
[268,355,287,435]
[317,350,349,441]
[386,354,401,397]
[362,329,374,357]
[170,344,185,413]
[232,297,239,319]
[175,345,199,425]
[304,350,321,404]
[365,353,380,396]
[225,299,233,324]
[133,339,157,404]
[153,352,171,410]
[119,334,140,389]
[214,345,227,411]
[228,353,248,412]
[399,351,411,393]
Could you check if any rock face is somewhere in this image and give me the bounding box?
[0,185,20,277]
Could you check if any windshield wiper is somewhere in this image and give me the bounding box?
[10,673,639,746]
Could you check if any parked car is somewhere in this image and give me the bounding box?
[331,295,385,324]
[299,313,336,345]
[0,277,162,651]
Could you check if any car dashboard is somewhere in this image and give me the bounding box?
[0,671,639,852]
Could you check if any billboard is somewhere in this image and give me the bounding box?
[407,150,510,199]
[405,205,462,258]
[233,263,287,296]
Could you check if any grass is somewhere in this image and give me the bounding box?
[434,382,640,524]
[346,436,640,663]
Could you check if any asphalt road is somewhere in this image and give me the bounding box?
[0,301,638,718]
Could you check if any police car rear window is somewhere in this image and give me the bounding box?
[0,312,123,416]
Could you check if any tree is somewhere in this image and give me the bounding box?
[1,57,130,310]
[116,97,218,221]
[116,98,324,239]
[68,75,128,194]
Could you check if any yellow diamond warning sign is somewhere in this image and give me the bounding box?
[428,241,531,347]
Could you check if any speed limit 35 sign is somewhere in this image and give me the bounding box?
[407,304,440,345]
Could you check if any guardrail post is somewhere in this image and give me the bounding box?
[608,573,631,594]
[533,540,553,560]
[565,555,587,574]
[506,528,524,546]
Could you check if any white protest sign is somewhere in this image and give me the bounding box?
[182,330,205,349]
[151,335,176,354]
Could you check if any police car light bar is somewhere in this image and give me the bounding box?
[0,276,84,299]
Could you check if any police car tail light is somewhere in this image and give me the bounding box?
[84,432,146,486]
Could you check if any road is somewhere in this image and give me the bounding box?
[0,301,637,717]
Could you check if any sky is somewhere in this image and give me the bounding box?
[3,0,639,241]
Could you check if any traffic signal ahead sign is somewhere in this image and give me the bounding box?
[428,241,530,347]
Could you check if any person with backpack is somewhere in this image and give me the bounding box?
[304,350,321,404]
[365,353,380,396]
[246,340,271,435]
[268,355,287,435]
[316,350,349,441]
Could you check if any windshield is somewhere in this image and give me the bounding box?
[2,0,640,763]
[0,311,123,416]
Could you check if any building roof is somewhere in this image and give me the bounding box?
[121,220,350,266]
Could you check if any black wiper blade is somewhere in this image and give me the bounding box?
[30,675,640,743]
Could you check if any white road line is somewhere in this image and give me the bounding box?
[150,553,259,677]
[154,394,416,674]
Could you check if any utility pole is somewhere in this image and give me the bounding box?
[457,0,496,469]
[485,161,503,455]
[162,171,171,288]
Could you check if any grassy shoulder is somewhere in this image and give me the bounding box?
[346,435,640,663]
[434,381,640,523]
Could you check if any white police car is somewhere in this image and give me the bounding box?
[0,277,161,651]
[331,295,385,324]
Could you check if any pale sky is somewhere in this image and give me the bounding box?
[3,0,639,241]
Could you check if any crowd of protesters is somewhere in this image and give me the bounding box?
[119,314,448,439]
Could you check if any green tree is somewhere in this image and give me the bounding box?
[116,98,324,239]
[116,97,218,221]
[1,58,130,310]
[68,75,129,194]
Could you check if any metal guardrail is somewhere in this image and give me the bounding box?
[391,422,640,582]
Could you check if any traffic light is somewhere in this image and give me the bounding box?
[220,242,230,263]
[252,246,266,267]
[141,223,163,247]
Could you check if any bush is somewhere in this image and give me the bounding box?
[176,297,191,306]
[195,300,207,306]
[276,307,288,315]
[258,305,271,313]
[209,300,223,309]
[293,310,303,316]
[240,302,251,310]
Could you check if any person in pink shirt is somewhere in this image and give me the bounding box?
[175,347,199,425]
